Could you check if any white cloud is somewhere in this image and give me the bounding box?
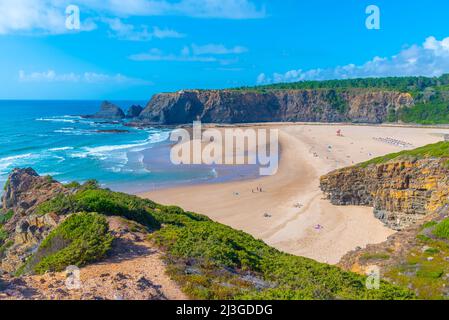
[129,48,217,62]
[18,70,152,85]
[0,0,97,35]
[102,18,185,41]
[258,36,449,85]
[191,44,248,55]
[0,0,264,35]
[82,0,266,19]
[129,43,247,64]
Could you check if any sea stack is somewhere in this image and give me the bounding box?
[84,101,125,120]
[126,105,144,118]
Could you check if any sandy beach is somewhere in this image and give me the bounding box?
[141,124,449,264]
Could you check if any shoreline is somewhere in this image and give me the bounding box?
[140,123,449,264]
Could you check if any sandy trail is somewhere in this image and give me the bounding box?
[142,124,449,264]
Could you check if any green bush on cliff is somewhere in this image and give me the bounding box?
[30,212,113,274]
[0,228,7,242]
[35,188,160,230]
[152,205,210,226]
[360,141,449,167]
[151,212,414,300]
[26,176,414,299]
[0,210,14,225]
[398,101,449,124]
[73,189,159,229]
[433,218,449,240]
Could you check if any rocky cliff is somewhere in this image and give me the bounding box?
[1,169,68,273]
[320,159,449,230]
[139,89,414,125]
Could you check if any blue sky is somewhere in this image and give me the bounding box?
[1,0,449,100]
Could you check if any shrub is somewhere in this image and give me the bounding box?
[433,218,449,240]
[0,228,7,242]
[44,175,54,184]
[416,269,444,279]
[424,248,440,255]
[35,194,76,216]
[360,253,391,261]
[29,212,113,274]
[35,189,160,230]
[152,205,210,226]
[64,181,81,189]
[422,221,438,230]
[154,221,270,271]
[0,240,13,257]
[152,218,414,300]
[74,189,159,229]
[0,210,14,225]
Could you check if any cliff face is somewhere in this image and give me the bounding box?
[320,159,449,230]
[139,89,414,125]
[1,169,67,273]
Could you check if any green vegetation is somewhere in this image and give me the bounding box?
[232,74,449,124]
[359,141,449,167]
[44,175,54,184]
[386,219,449,299]
[360,252,391,262]
[0,229,7,242]
[433,218,449,240]
[63,181,81,189]
[234,75,449,93]
[21,179,415,299]
[0,240,13,257]
[28,212,113,274]
[35,183,160,230]
[151,214,412,300]
[398,101,449,124]
[0,210,14,225]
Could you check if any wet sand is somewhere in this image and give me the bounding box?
[141,124,449,264]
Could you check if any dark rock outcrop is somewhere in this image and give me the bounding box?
[126,105,143,118]
[138,89,414,125]
[1,168,68,273]
[83,101,125,120]
[2,168,67,217]
[320,159,449,230]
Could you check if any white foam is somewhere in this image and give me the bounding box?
[0,153,34,174]
[37,118,77,124]
[49,147,74,151]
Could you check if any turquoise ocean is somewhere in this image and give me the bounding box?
[0,101,258,195]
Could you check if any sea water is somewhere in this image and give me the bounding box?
[0,100,258,193]
[0,100,248,195]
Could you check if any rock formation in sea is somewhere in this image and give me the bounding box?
[83,101,125,120]
[138,89,414,125]
[126,105,144,118]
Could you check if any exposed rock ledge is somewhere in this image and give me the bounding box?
[320,158,449,230]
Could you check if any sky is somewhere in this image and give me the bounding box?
[1,0,449,100]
